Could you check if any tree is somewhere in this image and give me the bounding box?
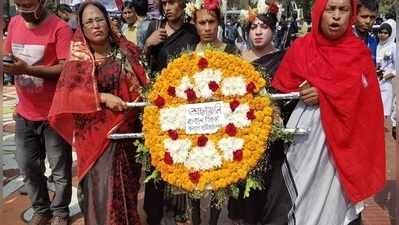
[379,0,396,17]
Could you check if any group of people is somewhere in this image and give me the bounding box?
[2,0,393,225]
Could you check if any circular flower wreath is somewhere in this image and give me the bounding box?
[143,50,272,192]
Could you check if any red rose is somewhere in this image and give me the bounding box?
[167,86,176,97]
[168,130,179,140]
[269,3,279,16]
[208,81,219,92]
[204,0,220,11]
[185,88,197,102]
[246,82,256,94]
[197,135,208,147]
[233,150,243,161]
[247,109,256,120]
[164,152,173,165]
[154,95,165,108]
[225,123,237,136]
[189,171,201,183]
[198,57,209,70]
[230,99,240,112]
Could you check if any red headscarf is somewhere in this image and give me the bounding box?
[272,0,385,203]
[49,29,149,181]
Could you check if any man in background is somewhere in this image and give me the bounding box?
[3,0,73,224]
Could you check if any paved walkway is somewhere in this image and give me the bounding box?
[2,86,397,225]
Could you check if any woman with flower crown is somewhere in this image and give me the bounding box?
[186,0,240,54]
[227,2,294,225]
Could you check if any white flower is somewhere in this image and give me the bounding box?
[185,141,222,171]
[195,0,203,9]
[221,76,247,96]
[218,137,244,161]
[176,76,195,99]
[197,51,205,58]
[185,2,196,17]
[193,69,222,98]
[257,0,268,15]
[221,103,251,128]
[160,106,186,131]
[164,138,192,163]
[239,9,249,25]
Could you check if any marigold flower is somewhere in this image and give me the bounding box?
[143,50,272,192]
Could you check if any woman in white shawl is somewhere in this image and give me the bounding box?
[377,23,396,117]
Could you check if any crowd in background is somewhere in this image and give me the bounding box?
[1,0,397,225]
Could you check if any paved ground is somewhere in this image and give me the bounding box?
[1,85,397,225]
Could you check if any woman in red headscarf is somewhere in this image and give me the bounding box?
[49,1,149,225]
[272,0,385,224]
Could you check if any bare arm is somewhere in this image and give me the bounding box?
[4,58,66,80]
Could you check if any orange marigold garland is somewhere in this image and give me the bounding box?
[143,49,272,192]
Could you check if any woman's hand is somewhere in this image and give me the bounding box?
[299,81,319,106]
[100,93,127,111]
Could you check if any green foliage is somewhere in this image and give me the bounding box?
[244,176,264,198]
[144,170,161,184]
[270,124,295,144]
[230,185,240,199]
[211,189,230,209]
[134,140,151,172]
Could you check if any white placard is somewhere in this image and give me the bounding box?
[185,101,224,134]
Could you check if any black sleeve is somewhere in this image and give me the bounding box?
[143,20,157,47]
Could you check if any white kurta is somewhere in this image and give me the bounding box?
[377,41,396,116]
[282,101,363,225]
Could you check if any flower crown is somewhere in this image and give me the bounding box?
[240,1,279,26]
[185,0,221,18]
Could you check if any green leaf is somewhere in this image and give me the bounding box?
[134,140,152,172]
[244,176,264,198]
[230,185,240,199]
[144,170,160,184]
[270,124,295,144]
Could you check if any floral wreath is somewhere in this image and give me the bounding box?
[143,50,273,192]
[240,1,280,26]
[185,0,221,18]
